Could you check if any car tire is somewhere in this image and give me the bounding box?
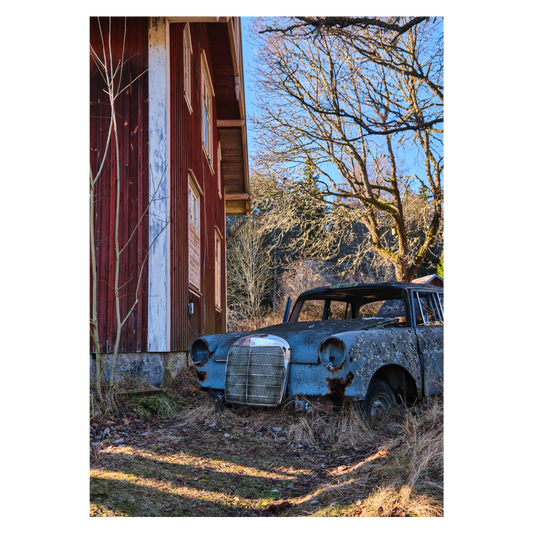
[363,379,396,420]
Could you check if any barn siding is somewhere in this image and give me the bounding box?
[91,18,234,357]
[90,17,150,354]
[169,22,227,353]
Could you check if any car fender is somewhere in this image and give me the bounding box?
[347,328,422,397]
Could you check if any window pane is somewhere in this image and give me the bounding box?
[414,293,443,325]
[204,108,209,147]
[189,181,201,289]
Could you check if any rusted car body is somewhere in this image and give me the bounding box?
[190,282,443,416]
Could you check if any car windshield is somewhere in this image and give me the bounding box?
[297,299,327,321]
[294,297,406,322]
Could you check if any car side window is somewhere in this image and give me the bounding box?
[414,292,443,325]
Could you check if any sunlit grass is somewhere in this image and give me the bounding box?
[90,442,314,516]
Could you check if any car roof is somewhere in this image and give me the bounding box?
[297,282,443,301]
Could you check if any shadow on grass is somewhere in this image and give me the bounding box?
[90,395,443,517]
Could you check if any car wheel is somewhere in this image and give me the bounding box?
[363,379,396,420]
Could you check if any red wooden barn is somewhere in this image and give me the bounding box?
[90,17,250,385]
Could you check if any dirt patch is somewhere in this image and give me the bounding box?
[90,371,443,517]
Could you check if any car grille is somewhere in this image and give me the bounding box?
[225,341,288,406]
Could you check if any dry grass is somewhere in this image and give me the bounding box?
[307,395,444,517]
[383,396,443,497]
[181,391,377,449]
[91,367,444,517]
[280,399,375,448]
[354,485,442,517]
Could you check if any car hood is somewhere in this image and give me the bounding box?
[198,317,394,364]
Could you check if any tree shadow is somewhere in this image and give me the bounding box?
[90,397,442,516]
[90,429,383,516]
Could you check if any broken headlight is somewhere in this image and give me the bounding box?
[190,339,210,364]
[318,338,346,369]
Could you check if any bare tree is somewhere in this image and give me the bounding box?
[260,16,430,40]
[250,16,443,282]
[226,216,274,330]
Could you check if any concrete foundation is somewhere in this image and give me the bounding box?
[90,352,189,388]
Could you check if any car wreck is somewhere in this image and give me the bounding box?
[190,282,443,419]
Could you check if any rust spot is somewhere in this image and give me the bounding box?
[196,370,207,383]
[326,371,355,404]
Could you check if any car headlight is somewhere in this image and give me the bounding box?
[190,339,210,364]
[318,338,346,369]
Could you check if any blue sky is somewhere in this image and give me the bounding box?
[241,18,260,153]
[239,16,431,191]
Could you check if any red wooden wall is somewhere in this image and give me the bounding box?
[90,18,228,354]
[90,17,150,354]
[169,22,227,353]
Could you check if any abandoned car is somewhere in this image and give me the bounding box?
[190,282,443,418]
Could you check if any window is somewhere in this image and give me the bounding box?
[183,23,193,113]
[437,294,448,322]
[215,228,223,309]
[200,50,215,168]
[188,173,201,290]
[413,292,443,325]
[297,300,326,322]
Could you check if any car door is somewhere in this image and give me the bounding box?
[412,290,444,396]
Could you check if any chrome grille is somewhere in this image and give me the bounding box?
[225,337,289,406]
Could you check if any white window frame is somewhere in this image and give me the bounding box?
[200,49,215,171]
[183,22,193,114]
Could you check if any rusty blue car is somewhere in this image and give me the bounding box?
[190,282,443,419]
